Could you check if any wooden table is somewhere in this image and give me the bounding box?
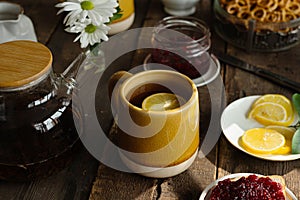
[1,0,300,199]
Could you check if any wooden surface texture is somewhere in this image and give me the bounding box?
[0,0,299,200]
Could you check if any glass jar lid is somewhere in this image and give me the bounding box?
[0,40,52,90]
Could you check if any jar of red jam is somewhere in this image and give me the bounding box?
[151,16,211,79]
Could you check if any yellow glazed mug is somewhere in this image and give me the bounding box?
[108,0,135,35]
[109,70,199,178]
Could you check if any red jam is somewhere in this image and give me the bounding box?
[151,49,210,79]
[210,175,285,200]
[151,17,211,80]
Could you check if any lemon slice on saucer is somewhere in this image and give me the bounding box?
[248,94,294,126]
[142,93,186,111]
[265,125,296,154]
[266,125,296,140]
[241,128,286,154]
[252,94,292,109]
[248,102,293,126]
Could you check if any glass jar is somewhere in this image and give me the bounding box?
[0,40,83,181]
[213,0,300,52]
[151,16,211,79]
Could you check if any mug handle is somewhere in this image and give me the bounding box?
[108,71,132,100]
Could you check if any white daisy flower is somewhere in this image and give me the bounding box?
[66,19,110,48]
[56,0,118,26]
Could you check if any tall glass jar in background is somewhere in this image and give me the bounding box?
[151,16,211,79]
[108,0,135,35]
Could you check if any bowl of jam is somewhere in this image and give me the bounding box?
[213,0,300,52]
[199,173,298,200]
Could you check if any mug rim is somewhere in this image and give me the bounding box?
[119,70,198,114]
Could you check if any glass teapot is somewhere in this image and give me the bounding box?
[0,40,84,181]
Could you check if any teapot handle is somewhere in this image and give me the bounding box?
[53,52,87,100]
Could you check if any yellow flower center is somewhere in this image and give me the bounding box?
[85,24,97,33]
[81,1,94,10]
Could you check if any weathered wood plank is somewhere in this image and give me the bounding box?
[0,147,99,200]
[90,165,158,200]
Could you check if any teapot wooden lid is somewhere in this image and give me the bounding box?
[0,40,53,89]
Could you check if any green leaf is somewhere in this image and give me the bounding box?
[110,13,123,22]
[292,93,300,117]
[292,128,300,154]
[109,6,123,22]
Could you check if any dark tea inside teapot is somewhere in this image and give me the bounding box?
[0,40,81,181]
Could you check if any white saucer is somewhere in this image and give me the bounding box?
[119,148,198,178]
[220,95,300,161]
[199,173,298,200]
[143,54,220,87]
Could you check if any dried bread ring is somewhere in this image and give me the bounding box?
[226,3,240,15]
[237,10,251,19]
[236,0,250,7]
[266,11,282,22]
[286,2,300,15]
[282,9,297,21]
[278,0,290,7]
[251,7,267,21]
[257,0,278,12]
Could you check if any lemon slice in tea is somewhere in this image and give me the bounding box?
[142,93,186,111]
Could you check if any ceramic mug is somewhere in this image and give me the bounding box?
[109,70,199,178]
[161,0,200,16]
